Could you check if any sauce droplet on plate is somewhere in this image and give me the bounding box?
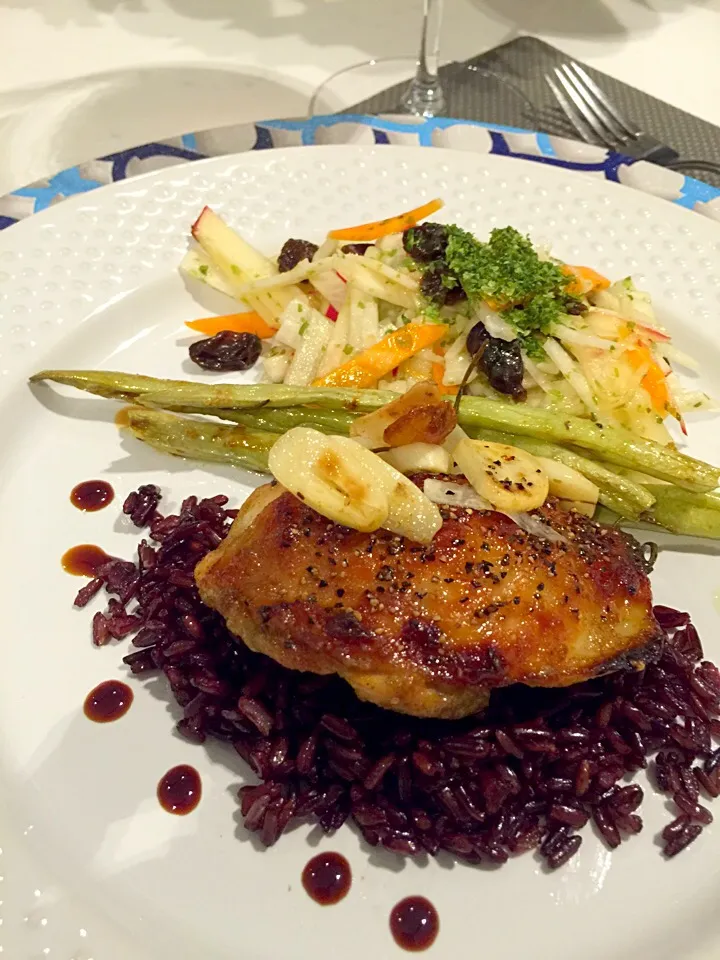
[301,852,352,905]
[62,544,111,577]
[84,680,133,722]
[390,897,439,952]
[157,765,202,815]
[70,480,115,512]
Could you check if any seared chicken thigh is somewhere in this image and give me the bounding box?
[195,480,662,719]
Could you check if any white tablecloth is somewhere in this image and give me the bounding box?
[2,0,720,195]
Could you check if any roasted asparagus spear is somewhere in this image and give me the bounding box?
[31,369,720,493]
[123,406,274,473]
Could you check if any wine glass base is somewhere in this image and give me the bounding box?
[309,58,537,130]
[309,58,423,118]
[399,79,447,119]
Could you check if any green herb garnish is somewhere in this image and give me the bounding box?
[517,333,546,360]
[422,303,442,322]
[443,225,580,353]
[446,226,570,304]
[511,293,565,339]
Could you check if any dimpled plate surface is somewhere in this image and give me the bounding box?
[2,145,720,960]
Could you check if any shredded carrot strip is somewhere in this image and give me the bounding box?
[185,312,276,339]
[313,324,448,388]
[327,199,444,242]
[485,297,509,312]
[431,347,459,395]
[627,346,670,413]
[561,264,611,297]
[431,362,459,396]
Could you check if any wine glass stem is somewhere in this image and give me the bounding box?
[404,0,446,116]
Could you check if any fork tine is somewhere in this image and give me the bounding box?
[557,64,626,146]
[561,64,631,145]
[544,74,601,145]
[552,68,612,147]
[568,62,639,138]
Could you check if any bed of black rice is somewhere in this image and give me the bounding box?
[75,485,720,869]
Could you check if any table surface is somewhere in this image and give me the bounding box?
[2,0,720,196]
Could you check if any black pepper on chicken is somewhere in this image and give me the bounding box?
[195,478,663,720]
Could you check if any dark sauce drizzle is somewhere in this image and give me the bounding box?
[390,897,439,952]
[301,852,352,905]
[157,765,202,815]
[84,680,133,722]
[62,544,112,577]
[70,480,115,512]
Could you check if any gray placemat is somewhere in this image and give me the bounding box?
[351,36,720,185]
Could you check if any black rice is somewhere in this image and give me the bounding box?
[78,486,720,867]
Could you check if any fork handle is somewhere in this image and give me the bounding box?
[666,158,720,178]
[638,144,680,166]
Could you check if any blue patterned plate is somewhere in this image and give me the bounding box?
[2,113,720,230]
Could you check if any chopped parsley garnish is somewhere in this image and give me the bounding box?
[343,344,354,355]
[516,332,546,360]
[421,302,442,322]
[446,225,570,305]
[511,292,566,339]
[444,225,575,349]
[198,264,209,276]
[298,319,309,336]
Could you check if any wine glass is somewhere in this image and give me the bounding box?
[402,0,446,117]
[309,0,536,128]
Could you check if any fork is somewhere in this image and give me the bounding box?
[545,61,681,165]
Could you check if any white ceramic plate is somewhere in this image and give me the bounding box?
[2,145,720,960]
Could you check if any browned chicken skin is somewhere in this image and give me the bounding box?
[195,478,663,719]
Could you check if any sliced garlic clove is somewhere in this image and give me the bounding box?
[268,427,388,532]
[268,427,441,544]
[377,464,443,544]
[453,438,549,513]
[381,442,451,475]
[535,456,599,507]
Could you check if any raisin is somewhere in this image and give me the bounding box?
[403,222,448,262]
[480,338,526,400]
[277,238,318,273]
[444,283,467,306]
[420,265,466,306]
[564,297,587,316]
[420,266,446,303]
[466,321,491,356]
[189,331,262,371]
[341,243,372,256]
